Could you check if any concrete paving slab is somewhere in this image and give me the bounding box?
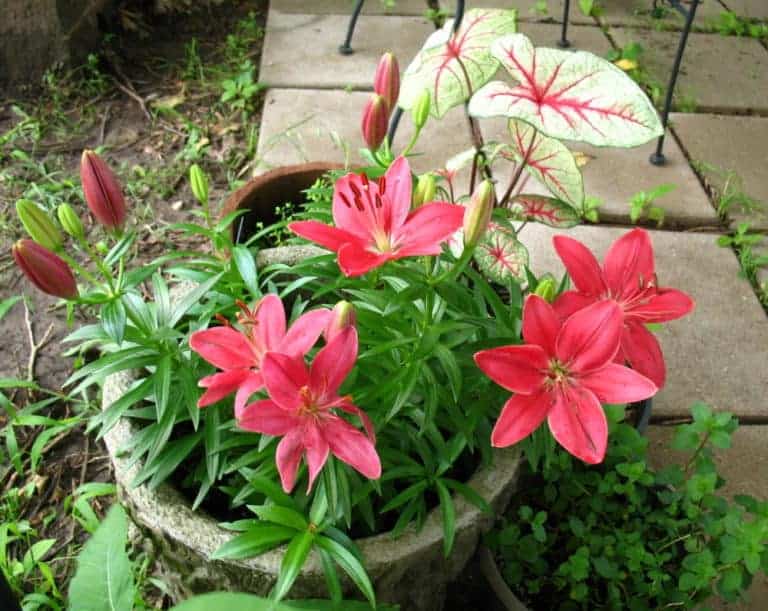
[259,12,434,89]
[270,0,431,15]
[523,223,768,419]
[442,0,596,24]
[522,21,613,52]
[648,424,768,609]
[597,0,727,30]
[610,28,768,113]
[671,113,768,231]
[258,88,718,227]
[720,0,768,20]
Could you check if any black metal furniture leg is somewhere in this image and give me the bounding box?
[339,0,366,55]
[386,107,404,149]
[650,0,700,166]
[558,0,571,48]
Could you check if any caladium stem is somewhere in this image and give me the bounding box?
[499,144,534,208]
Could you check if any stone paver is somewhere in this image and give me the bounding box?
[597,0,727,30]
[270,0,431,15]
[524,223,768,419]
[522,21,613,52]
[442,0,596,24]
[610,29,768,113]
[721,0,768,20]
[258,88,718,227]
[648,424,768,610]
[259,12,434,89]
[671,113,768,230]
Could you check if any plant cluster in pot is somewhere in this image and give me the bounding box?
[12,7,698,610]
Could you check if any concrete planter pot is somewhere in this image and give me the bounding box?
[101,165,524,609]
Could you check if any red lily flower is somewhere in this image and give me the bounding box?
[289,157,464,277]
[552,229,694,388]
[475,296,657,464]
[189,295,331,417]
[239,327,381,493]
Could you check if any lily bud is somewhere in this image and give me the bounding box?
[80,150,126,229]
[326,301,356,342]
[12,239,78,299]
[361,94,389,152]
[189,163,209,205]
[413,173,437,208]
[374,52,400,113]
[411,89,431,130]
[57,204,85,241]
[463,180,494,248]
[16,199,63,251]
[533,275,557,303]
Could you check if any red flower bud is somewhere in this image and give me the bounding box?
[374,52,400,112]
[325,301,356,342]
[12,239,78,299]
[80,150,126,229]
[361,94,389,152]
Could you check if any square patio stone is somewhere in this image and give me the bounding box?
[521,21,613,52]
[720,0,768,20]
[610,28,768,113]
[523,223,768,419]
[258,87,717,227]
[671,112,768,230]
[648,424,768,609]
[270,0,431,15]
[597,0,727,30]
[259,12,434,89]
[442,0,597,24]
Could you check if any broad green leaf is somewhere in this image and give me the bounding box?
[121,291,155,334]
[212,524,296,560]
[204,405,221,483]
[168,272,223,327]
[153,354,172,421]
[170,593,284,611]
[436,479,456,557]
[152,273,171,327]
[398,9,517,118]
[509,194,581,228]
[252,504,308,531]
[232,244,260,298]
[469,33,663,146]
[104,231,137,267]
[272,530,315,601]
[68,504,134,611]
[505,119,584,208]
[316,536,376,608]
[473,225,529,283]
[0,296,21,322]
[101,300,127,345]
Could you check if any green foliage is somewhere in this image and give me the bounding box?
[578,0,602,18]
[220,61,264,114]
[717,223,768,307]
[628,184,674,226]
[487,406,767,608]
[708,11,768,39]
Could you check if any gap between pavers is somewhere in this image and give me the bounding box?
[609,28,768,113]
[269,0,432,16]
[522,223,768,420]
[256,87,719,227]
[670,112,768,232]
[647,424,768,610]
[596,0,727,31]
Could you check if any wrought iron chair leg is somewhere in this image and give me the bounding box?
[650,0,700,166]
[558,0,571,48]
[339,0,366,55]
[387,107,404,149]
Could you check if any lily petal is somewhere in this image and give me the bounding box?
[337,242,392,277]
[310,327,358,400]
[276,430,304,493]
[190,326,255,370]
[238,399,299,435]
[628,288,695,323]
[262,352,310,411]
[303,423,330,493]
[548,386,607,464]
[395,203,465,257]
[279,308,332,356]
[234,372,265,420]
[332,173,382,241]
[522,295,560,357]
[491,390,551,448]
[603,228,654,296]
[289,220,361,253]
[474,344,549,395]
[556,300,622,373]
[622,321,667,388]
[579,363,657,404]
[382,156,413,233]
[324,416,382,480]
[197,369,251,408]
[552,290,595,321]
[553,235,606,295]
[336,400,376,442]
[254,294,287,354]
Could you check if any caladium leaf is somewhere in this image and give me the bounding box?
[509,194,581,228]
[473,224,529,283]
[505,119,584,208]
[468,34,663,147]
[398,9,517,118]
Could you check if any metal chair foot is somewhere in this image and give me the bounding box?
[557,38,571,48]
[649,152,666,166]
[338,45,354,55]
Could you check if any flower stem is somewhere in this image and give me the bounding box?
[58,252,101,286]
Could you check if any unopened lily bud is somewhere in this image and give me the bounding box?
[16,199,63,251]
[189,163,209,205]
[413,173,437,208]
[411,89,430,130]
[533,275,557,303]
[463,180,494,248]
[361,94,389,152]
[57,204,85,241]
[12,239,78,299]
[374,52,400,113]
[326,301,356,342]
[80,150,127,230]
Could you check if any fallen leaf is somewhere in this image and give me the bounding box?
[614,58,638,72]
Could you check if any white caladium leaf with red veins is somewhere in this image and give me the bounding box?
[505,119,584,208]
[468,34,663,147]
[509,194,581,228]
[473,225,529,283]
[398,9,517,118]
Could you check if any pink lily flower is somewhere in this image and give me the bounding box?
[289,156,465,277]
[553,229,694,388]
[239,327,381,493]
[189,295,331,417]
[474,296,657,464]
